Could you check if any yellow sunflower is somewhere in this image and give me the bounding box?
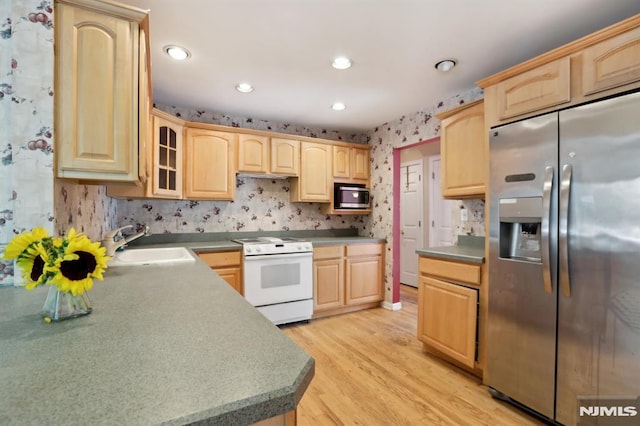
[16,241,53,289]
[50,233,110,296]
[3,227,49,259]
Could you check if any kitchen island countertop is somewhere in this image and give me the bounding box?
[0,255,314,425]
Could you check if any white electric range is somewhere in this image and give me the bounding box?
[232,237,313,325]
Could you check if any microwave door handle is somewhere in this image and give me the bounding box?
[559,164,572,298]
[541,166,554,294]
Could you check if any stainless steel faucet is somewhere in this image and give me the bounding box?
[101,225,151,256]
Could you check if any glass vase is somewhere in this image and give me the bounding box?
[42,285,92,321]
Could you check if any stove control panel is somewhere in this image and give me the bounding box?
[242,241,312,256]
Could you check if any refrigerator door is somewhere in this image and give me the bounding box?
[487,113,558,419]
[557,91,640,425]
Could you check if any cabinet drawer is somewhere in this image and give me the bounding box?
[496,57,571,120]
[346,243,383,257]
[313,245,344,260]
[582,26,640,96]
[419,257,481,285]
[198,250,241,267]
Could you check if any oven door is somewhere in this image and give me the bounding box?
[243,252,313,307]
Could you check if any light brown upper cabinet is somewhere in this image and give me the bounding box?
[270,138,299,176]
[351,147,370,181]
[332,146,370,181]
[183,128,236,200]
[237,135,300,176]
[495,57,571,121]
[237,134,269,174]
[107,109,184,199]
[291,142,331,202]
[478,15,640,127]
[437,100,485,198]
[55,0,147,182]
[332,146,350,179]
[582,26,640,96]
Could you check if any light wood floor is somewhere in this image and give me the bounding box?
[282,285,544,426]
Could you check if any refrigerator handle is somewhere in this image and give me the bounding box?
[541,166,554,294]
[559,164,572,298]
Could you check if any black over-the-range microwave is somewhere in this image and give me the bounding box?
[334,184,371,209]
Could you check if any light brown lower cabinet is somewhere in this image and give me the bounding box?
[197,250,242,295]
[417,256,482,376]
[313,243,384,317]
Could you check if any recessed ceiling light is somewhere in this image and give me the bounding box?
[332,56,352,70]
[236,83,254,93]
[434,59,456,72]
[331,102,346,111]
[164,45,191,61]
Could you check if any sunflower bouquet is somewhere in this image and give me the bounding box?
[3,227,110,296]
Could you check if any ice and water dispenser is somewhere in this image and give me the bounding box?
[499,197,542,262]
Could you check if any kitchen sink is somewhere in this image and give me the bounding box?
[109,247,196,267]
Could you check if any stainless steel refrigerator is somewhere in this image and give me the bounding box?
[487,90,640,425]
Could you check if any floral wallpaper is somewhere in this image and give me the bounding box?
[0,0,55,287]
[154,103,366,144]
[53,180,118,241]
[361,87,485,300]
[117,178,365,234]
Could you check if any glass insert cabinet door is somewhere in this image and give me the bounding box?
[153,115,183,198]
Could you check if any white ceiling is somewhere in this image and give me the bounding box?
[121,0,640,132]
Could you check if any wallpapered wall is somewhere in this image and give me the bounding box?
[0,0,56,286]
[361,87,485,300]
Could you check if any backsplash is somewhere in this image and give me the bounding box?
[117,177,365,234]
[454,198,485,240]
[53,180,117,241]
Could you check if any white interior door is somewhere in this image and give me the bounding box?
[429,156,454,247]
[400,160,423,287]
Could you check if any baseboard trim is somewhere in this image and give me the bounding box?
[382,301,402,311]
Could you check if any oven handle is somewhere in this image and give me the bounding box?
[243,252,313,261]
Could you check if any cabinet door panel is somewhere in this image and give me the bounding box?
[346,255,383,305]
[332,146,350,178]
[153,116,183,198]
[296,142,331,202]
[238,134,269,173]
[351,148,370,180]
[440,100,486,198]
[271,138,299,175]
[496,57,570,120]
[418,276,477,368]
[314,259,344,311]
[184,129,235,200]
[582,26,640,96]
[214,267,242,294]
[56,4,138,180]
